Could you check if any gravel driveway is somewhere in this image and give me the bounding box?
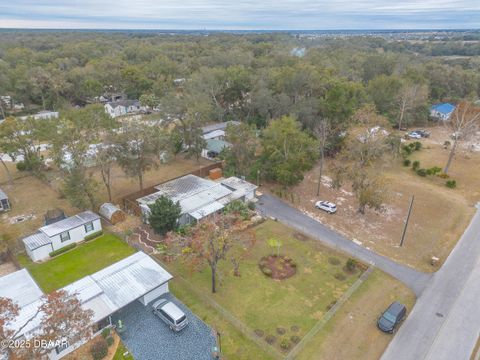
[112,293,217,360]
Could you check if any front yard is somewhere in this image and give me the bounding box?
[18,233,136,292]
[161,220,367,355]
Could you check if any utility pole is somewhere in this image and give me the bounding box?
[400,195,414,247]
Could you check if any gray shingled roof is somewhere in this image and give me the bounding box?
[22,231,51,251]
[0,188,7,200]
[40,211,100,237]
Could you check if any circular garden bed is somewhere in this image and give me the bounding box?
[259,255,297,280]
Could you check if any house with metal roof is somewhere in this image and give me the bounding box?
[22,211,102,262]
[430,103,455,121]
[0,252,172,360]
[104,99,146,118]
[137,174,257,225]
[0,187,10,212]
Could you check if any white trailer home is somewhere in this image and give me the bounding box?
[22,211,102,262]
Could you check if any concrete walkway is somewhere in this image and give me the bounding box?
[382,205,480,360]
[256,194,431,296]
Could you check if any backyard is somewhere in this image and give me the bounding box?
[17,233,136,292]
[161,220,369,356]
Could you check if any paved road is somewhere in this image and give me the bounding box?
[382,205,480,360]
[256,194,431,296]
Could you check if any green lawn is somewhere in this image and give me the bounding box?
[113,340,134,360]
[18,233,136,292]
[165,220,363,354]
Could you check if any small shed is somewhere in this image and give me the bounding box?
[0,188,10,212]
[99,203,126,224]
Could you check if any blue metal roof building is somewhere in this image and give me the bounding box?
[430,103,455,121]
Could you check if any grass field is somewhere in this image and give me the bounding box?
[165,220,364,354]
[296,270,415,360]
[18,233,136,292]
[280,126,478,271]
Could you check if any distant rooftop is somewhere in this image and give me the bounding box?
[107,99,140,108]
[202,121,240,135]
[431,103,455,115]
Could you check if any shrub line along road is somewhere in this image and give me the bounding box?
[257,194,480,360]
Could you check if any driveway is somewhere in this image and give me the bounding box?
[256,193,431,296]
[112,293,217,360]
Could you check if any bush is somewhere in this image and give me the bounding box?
[438,172,449,179]
[291,335,301,344]
[84,231,103,241]
[101,328,111,338]
[106,336,114,347]
[446,180,457,188]
[16,161,28,171]
[49,243,76,257]
[403,159,411,167]
[265,335,276,344]
[416,168,427,177]
[247,201,256,211]
[401,145,413,156]
[426,166,442,176]
[276,327,286,335]
[346,258,357,272]
[224,200,250,220]
[90,338,108,360]
[280,338,291,350]
[412,160,420,171]
[414,141,422,151]
[291,325,299,332]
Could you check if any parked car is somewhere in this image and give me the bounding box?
[152,298,189,332]
[315,201,337,214]
[377,301,407,333]
[207,150,219,158]
[414,129,430,138]
[408,131,422,139]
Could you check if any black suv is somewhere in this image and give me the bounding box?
[377,302,406,333]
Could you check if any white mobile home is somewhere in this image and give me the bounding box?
[137,174,257,225]
[0,252,172,360]
[22,211,102,262]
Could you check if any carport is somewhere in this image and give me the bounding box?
[112,293,217,360]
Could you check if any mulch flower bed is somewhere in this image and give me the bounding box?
[259,255,297,279]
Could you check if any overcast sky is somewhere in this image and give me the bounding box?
[0,0,478,30]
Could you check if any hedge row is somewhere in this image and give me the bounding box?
[84,231,103,242]
[49,243,76,257]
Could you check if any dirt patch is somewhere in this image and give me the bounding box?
[0,262,17,276]
[259,255,297,280]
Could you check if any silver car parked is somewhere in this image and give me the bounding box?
[152,298,189,332]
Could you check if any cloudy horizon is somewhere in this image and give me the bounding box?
[0,0,479,30]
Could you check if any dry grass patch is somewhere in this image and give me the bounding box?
[296,270,415,360]
[276,126,477,271]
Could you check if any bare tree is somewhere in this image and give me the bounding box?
[444,102,480,174]
[1,291,93,359]
[313,118,330,196]
[396,83,428,130]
